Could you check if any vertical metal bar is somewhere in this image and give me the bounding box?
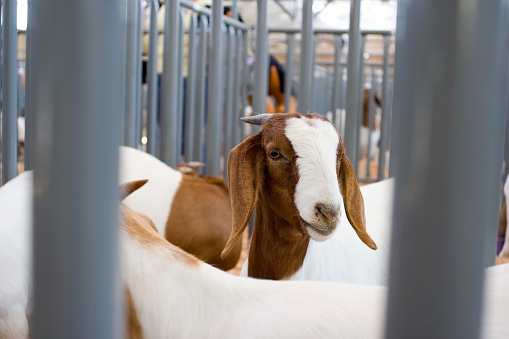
[385,2,509,339]
[1,0,18,184]
[224,26,236,176]
[146,0,159,156]
[365,67,376,179]
[134,0,143,148]
[24,0,35,171]
[355,34,367,172]
[205,0,224,175]
[332,35,342,129]
[378,34,391,180]
[231,0,239,21]
[31,1,125,337]
[193,15,207,163]
[185,11,198,162]
[344,0,362,171]
[232,29,243,147]
[176,9,185,162]
[298,0,314,114]
[160,0,180,165]
[253,0,268,116]
[124,0,138,147]
[238,29,249,142]
[285,33,296,112]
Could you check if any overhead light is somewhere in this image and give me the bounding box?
[363,53,371,59]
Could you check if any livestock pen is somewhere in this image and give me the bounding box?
[1,0,509,338]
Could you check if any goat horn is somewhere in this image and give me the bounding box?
[240,113,273,125]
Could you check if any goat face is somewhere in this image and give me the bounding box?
[222,113,376,259]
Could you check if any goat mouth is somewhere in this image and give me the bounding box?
[299,217,335,238]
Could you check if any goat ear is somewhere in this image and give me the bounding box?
[337,154,377,250]
[120,179,148,201]
[221,133,265,259]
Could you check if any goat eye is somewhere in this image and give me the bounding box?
[269,150,280,159]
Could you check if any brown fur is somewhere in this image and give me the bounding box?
[120,179,149,201]
[222,113,376,280]
[126,288,143,339]
[362,88,382,128]
[165,174,240,271]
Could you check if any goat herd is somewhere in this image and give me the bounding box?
[1,113,508,338]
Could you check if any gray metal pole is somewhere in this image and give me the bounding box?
[385,1,509,339]
[24,0,35,171]
[205,0,224,175]
[185,12,198,162]
[332,34,342,128]
[134,0,143,149]
[224,26,237,177]
[124,0,138,148]
[253,0,268,116]
[285,34,296,112]
[1,0,18,184]
[160,0,180,165]
[193,15,208,164]
[232,29,243,147]
[298,0,314,114]
[176,9,185,161]
[378,34,391,180]
[31,1,126,337]
[146,0,159,156]
[344,0,362,170]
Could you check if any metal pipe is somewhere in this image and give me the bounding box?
[385,1,509,339]
[193,15,208,164]
[224,26,237,181]
[146,0,159,156]
[378,34,391,180]
[185,12,198,162]
[24,0,35,171]
[205,0,224,175]
[124,0,138,148]
[31,1,125,337]
[1,0,18,184]
[344,0,362,170]
[285,33,296,112]
[134,0,143,148]
[298,0,314,114]
[232,29,243,147]
[160,0,180,165]
[176,9,185,161]
[253,0,268,116]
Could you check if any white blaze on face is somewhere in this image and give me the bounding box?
[285,116,342,230]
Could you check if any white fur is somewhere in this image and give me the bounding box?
[119,146,183,235]
[124,210,509,339]
[498,173,509,257]
[285,116,342,241]
[242,178,394,285]
[0,171,32,339]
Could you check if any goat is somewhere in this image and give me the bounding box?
[119,146,240,271]
[221,112,393,284]
[498,173,509,257]
[121,190,509,339]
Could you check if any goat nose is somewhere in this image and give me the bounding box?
[315,203,339,223]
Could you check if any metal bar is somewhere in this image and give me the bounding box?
[193,15,208,163]
[176,9,185,162]
[344,0,362,171]
[231,0,239,21]
[355,35,367,173]
[238,29,249,143]
[124,0,138,148]
[160,0,180,165]
[385,1,509,339]
[284,33,296,112]
[224,26,236,180]
[24,0,35,171]
[273,0,297,20]
[1,0,18,184]
[205,0,224,175]
[232,29,243,148]
[180,0,251,30]
[135,0,143,148]
[298,0,314,114]
[253,0,269,116]
[185,12,198,162]
[378,34,391,180]
[365,68,375,178]
[332,35,343,133]
[146,0,159,156]
[31,1,125,337]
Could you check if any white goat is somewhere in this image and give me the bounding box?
[221,113,393,284]
[121,189,509,339]
[119,146,240,270]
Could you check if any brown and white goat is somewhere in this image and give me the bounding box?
[221,113,393,284]
[119,146,240,271]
